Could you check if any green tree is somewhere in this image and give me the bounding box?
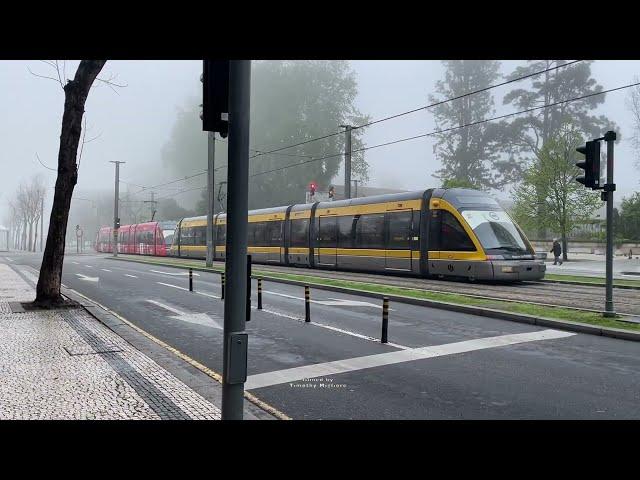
[626,78,640,170]
[498,60,617,239]
[161,61,369,213]
[441,178,478,190]
[430,60,519,190]
[619,192,640,240]
[511,122,601,260]
[158,198,195,222]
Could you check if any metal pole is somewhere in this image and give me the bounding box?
[341,125,352,199]
[246,255,251,322]
[604,131,616,317]
[221,60,251,420]
[189,268,193,292]
[40,197,44,252]
[257,278,262,310]
[221,272,225,300]
[305,286,311,322]
[206,132,216,267]
[381,297,389,343]
[110,161,124,257]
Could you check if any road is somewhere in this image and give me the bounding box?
[4,251,640,419]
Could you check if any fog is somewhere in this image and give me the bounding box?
[1,60,639,241]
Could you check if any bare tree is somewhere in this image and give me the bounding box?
[32,60,106,307]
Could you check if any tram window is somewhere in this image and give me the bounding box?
[267,221,282,247]
[387,211,413,250]
[215,225,226,245]
[194,226,206,246]
[428,210,441,251]
[290,219,309,247]
[181,227,194,246]
[318,217,337,247]
[355,213,385,249]
[440,211,475,251]
[337,216,355,249]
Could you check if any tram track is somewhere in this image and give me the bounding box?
[113,255,640,317]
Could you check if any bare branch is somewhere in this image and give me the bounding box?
[35,152,56,172]
[84,132,103,143]
[95,75,128,89]
[77,116,87,173]
[27,67,62,86]
[54,61,64,88]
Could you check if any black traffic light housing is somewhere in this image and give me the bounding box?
[202,60,230,137]
[328,184,335,199]
[115,218,120,229]
[309,182,317,196]
[576,140,601,190]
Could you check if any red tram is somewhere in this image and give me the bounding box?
[95,221,176,256]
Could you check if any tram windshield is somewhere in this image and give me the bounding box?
[460,210,533,256]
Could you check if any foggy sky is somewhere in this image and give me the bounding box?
[1,60,639,227]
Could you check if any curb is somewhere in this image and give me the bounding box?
[108,256,640,343]
[540,278,640,291]
[59,284,288,420]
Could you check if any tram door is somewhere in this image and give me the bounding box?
[385,210,413,272]
[317,216,337,267]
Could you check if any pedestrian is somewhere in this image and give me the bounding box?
[550,238,563,265]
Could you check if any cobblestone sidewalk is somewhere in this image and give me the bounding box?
[0,263,222,420]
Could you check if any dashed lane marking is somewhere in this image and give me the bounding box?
[244,329,576,390]
[125,274,138,278]
[71,261,79,264]
[157,281,189,291]
[101,269,112,272]
[84,265,93,268]
[150,269,200,277]
[5,257,14,262]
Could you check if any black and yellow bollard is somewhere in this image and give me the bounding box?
[189,268,193,292]
[305,285,311,323]
[381,297,389,343]
[246,255,252,322]
[221,272,225,300]
[257,278,263,310]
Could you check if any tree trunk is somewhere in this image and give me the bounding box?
[34,60,106,306]
[22,218,27,250]
[562,235,568,261]
[28,221,33,253]
[33,218,38,252]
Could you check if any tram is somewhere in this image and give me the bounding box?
[95,221,176,256]
[169,188,545,281]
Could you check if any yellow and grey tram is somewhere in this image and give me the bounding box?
[169,188,545,281]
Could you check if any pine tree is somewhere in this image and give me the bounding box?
[430,60,518,190]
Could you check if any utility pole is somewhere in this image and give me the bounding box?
[222,60,251,420]
[144,191,157,222]
[110,161,125,257]
[340,125,352,199]
[206,132,216,267]
[217,181,227,213]
[603,131,616,317]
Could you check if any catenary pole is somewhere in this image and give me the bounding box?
[604,131,616,317]
[206,131,215,267]
[340,124,352,199]
[109,161,124,257]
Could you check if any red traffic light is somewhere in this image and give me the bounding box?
[309,182,317,194]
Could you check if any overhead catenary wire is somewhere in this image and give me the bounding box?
[246,60,583,158]
[248,80,640,178]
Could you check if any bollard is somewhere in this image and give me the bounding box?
[305,285,311,323]
[221,272,225,300]
[381,297,389,343]
[189,268,193,292]
[257,278,263,310]
[246,255,252,322]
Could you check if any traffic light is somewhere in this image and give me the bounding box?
[202,60,230,137]
[115,218,120,229]
[576,140,601,189]
[328,185,335,199]
[309,182,317,196]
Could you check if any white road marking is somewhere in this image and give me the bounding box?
[196,291,221,299]
[84,265,93,268]
[101,269,112,272]
[124,274,138,278]
[75,273,99,282]
[146,299,222,329]
[150,269,200,276]
[157,281,189,291]
[264,290,390,309]
[244,329,576,390]
[5,257,13,262]
[71,261,79,265]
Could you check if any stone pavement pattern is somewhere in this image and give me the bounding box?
[0,264,221,420]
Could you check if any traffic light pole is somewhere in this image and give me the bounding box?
[603,131,616,317]
[206,131,215,267]
[341,125,352,199]
[221,60,251,420]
